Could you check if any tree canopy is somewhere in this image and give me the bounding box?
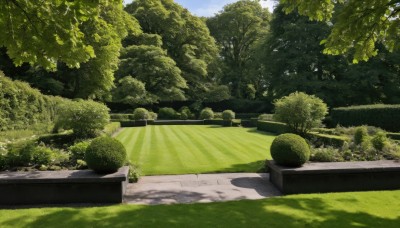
[281,0,400,62]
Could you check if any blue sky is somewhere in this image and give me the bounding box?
[124,0,276,17]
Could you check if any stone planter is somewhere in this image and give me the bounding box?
[0,166,129,205]
[267,160,400,194]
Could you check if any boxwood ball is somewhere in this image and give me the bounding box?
[85,136,127,174]
[270,133,310,167]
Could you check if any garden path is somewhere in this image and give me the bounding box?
[124,173,281,205]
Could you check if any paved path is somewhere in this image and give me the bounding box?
[124,173,281,205]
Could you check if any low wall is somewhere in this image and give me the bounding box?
[0,166,129,206]
[267,160,400,194]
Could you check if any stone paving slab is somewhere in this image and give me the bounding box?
[124,173,281,205]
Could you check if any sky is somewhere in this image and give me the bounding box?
[124,0,276,17]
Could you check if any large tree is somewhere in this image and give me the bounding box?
[281,0,400,63]
[0,0,124,70]
[207,0,271,98]
[125,0,219,100]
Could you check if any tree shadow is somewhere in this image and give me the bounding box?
[2,192,399,227]
[246,128,277,136]
[230,176,281,197]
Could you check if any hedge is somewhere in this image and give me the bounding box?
[330,104,400,132]
[387,133,400,140]
[110,114,134,121]
[151,120,204,125]
[307,133,349,148]
[235,113,261,119]
[257,121,289,134]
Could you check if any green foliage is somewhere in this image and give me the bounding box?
[179,107,194,120]
[103,122,121,136]
[199,108,214,120]
[311,147,343,162]
[371,132,388,151]
[112,76,154,105]
[307,133,348,148]
[125,0,219,100]
[222,110,235,121]
[0,73,66,131]
[257,121,289,135]
[132,108,149,120]
[32,146,55,166]
[56,100,110,138]
[6,140,36,167]
[274,92,328,135]
[158,107,178,120]
[85,136,127,174]
[270,133,310,167]
[69,141,91,161]
[331,105,400,132]
[110,114,134,121]
[203,85,231,102]
[128,163,141,183]
[258,114,274,121]
[207,0,271,98]
[148,112,158,120]
[281,0,400,62]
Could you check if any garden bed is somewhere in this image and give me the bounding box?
[267,160,400,194]
[0,166,129,206]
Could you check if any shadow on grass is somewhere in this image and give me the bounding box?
[2,192,399,227]
[246,128,277,136]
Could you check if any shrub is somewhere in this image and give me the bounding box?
[132,108,149,120]
[199,108,214,120]
[311,147,343,162]
[6,141,36,167]
[128,163,141,183]
[158,107,178,119]
[273,92,328,136]
[0,150,6,170]
[270,133,310,167]
[32,146,55,166]
[179,106,194,120]
[330,104,400,132]
[148,111,158,120]
[307,133,348,148]
[371,131,388,151]
[258,114,274,121]
[85,137,127,174]
[222,110,235,120]
[56,100,110,138]
[69,141,91,161]
[354,126,369,145]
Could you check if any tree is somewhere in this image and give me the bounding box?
[112,76,154,105]
[207,0,271,98]
[125,0,219,100]
[273,92,328,135]
[0,0,123,70]
[281,0,400,62]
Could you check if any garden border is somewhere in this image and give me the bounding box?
[267,160,400,194]
[0,166,129,206]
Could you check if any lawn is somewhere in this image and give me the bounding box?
[0,190,399,227]
[115,125,275,175]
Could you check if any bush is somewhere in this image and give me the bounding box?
[69,141,91,161]
[330,104,400,132]
[158,107,178,119]
[128,163,141,183]
[307,133,348,148]
[179,106,194,120]
[56,100,110,138]
[270,133,310,167]
[257,121,289,134]
[371,131,388,151]
[132,108,149,120]
[32,146,55,166]
[110,114,134,121]
[222,110,235,120]
[85,137,127,174]
[354,126,369,145]
[199,108,214,120]
[148,111,158,120]
[273,92,328,135]
[0,150,6,170]
[311,147,343,162]
[6,141,36,167]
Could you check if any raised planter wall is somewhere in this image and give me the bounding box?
[0,166,129,206]
[267,160,400,194]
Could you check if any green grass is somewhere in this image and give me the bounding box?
[115,125,275,175]
[0,190,399,227]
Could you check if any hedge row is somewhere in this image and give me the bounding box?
[235,113,261,119]
[257,121,289,134]
[110,114,135,121]
[331,104,400,132]
[0,72,67,131]
[151,120,204,125]
[307,133,349,148]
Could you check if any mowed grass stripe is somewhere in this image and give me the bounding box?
[116,125,276,175]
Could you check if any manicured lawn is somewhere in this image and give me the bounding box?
[116,125,275,175]
[1,190,399,227]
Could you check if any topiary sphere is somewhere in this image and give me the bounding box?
[270,133,310,167]
[222,110,235,120]
[85,137,127,174]
[133,108,149,120]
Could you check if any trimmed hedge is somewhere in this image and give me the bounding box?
[110,114,134,121]
[331,104,400,131]
[387,133,400,140]
[307,133,349,148]
[235,113,261,119]
[270,133,310,167]
[120,121,136,127]
[257,121,289,134]
[151,120,204,125]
